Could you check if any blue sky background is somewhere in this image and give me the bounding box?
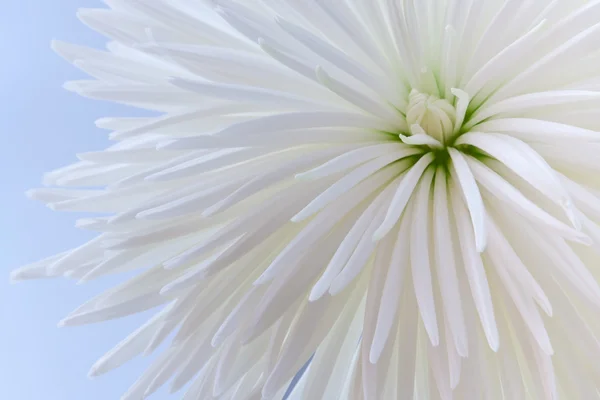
[2,1,172,398]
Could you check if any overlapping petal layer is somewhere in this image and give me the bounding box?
[13,0,600,398]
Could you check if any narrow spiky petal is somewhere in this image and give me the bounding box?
[13,1,600,399]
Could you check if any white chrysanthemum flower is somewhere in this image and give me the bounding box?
[14,0,600,398]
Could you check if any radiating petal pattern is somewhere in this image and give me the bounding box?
[12,0,600,398]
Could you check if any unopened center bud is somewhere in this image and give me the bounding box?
[406,89,457,144]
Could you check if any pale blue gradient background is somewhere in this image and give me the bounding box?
[2,1,171,399]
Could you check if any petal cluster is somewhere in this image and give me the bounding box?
[13,0,600,399]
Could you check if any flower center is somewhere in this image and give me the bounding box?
[406,89,457,145]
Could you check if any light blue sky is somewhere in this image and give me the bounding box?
[2,1,172,398]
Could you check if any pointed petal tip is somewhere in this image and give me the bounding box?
[308,287,326,302]
[94,117,114,130]
[75,8,99,25]
[201,206,220,218]
[49,39,62,51]
[10,265,54,282]
[577,233,594,246]
[87,364,101,379]
[75,218,97,229]
[239,329,255,346]
[161,260,179,270]
[476,241,487,253]
[142,348,153,358]
[24,189,38,200]
[50,39,77,63]
[159,284,175,297]
[293,172,313,181]
[315,65,327,80]
[290,213,306,223]
[155,140,179,150]
[133,210,152,220]
[72,60,86,69]
[456,342,469,358]
[62,81,81,93]
[107,214,126,225]
[369,347,382,365]
[210,336,221,348]
[487,333,500,353]
[252,274,271,286]
[450,87,469,98]
[47,202,62,211]
[371,226,388,242]
[143,173,163,182]
[77,272,98,284]
[9,270,24,284]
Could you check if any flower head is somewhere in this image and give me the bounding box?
[13,0,600,398]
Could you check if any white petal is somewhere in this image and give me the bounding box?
[369,201,411,363]
[449,180,499,351]
[373,152,435,240]
[432,167,468,357]
[311,182,395,300]
[292,152,413,222]
[468,91,600,129]
[409,167,439,347]
[473,117,600,143]
[18,1,600,398]
[89,307,170,377]
[456,132,578,231]
[448,148,487,252]
[295,143,418,181]
[315,66,402,121]
[467,156,590,244]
